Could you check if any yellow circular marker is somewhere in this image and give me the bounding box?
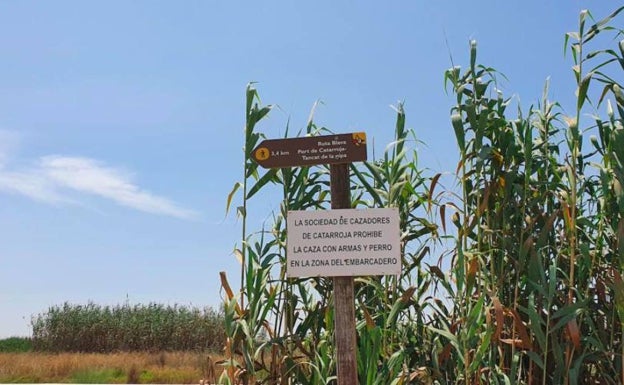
[352,132,366,146]
[255,147,270,161]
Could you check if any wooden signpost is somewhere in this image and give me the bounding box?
[252,131,400,385]
[252,132,367,168]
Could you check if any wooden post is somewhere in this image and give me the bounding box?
[251,133,368,384]
[330,163,358,385]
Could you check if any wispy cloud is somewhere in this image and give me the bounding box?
[0,170,67,204]
[41,156,198,220]
[0,132,198,220]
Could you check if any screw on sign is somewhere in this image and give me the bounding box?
[252,132,367,168]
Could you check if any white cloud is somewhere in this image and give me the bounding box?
[0,130,66,203]
[40,156,198,220]
[0,136,198,220]
[0,170,66,204]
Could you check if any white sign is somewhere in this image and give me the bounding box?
[287,208,400,277]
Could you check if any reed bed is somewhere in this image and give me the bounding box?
[221,6,624,385]
[0,336,32,352]
[31,302,225,353]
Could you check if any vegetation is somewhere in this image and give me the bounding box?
[0,351,219,384]
[0,303,223,383]
[222,6,624,384]
[31,302,225,353]
[0,337,32,353]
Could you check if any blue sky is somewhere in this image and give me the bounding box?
[0,1,616,337]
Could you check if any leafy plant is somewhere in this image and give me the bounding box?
[0,337,32,353]
[223,6,624,384]
[440,6,624,384]
[222,83,438,384]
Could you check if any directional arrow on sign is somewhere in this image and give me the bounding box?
[251,132,367,168]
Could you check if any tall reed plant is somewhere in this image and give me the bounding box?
[221,86,439,384]
[31,302,224,353]
[222,6,624,384]
[439,6,624,384]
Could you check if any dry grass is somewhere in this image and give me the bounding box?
[0,351,222,384]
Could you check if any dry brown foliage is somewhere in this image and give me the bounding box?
[0,351,223,384]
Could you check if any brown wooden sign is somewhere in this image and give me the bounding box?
[252,132,367,168]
